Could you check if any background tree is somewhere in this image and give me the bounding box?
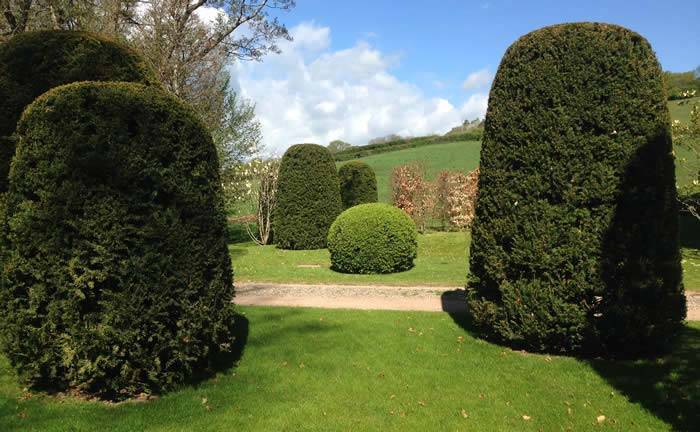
[1,0,293,168]
[327,139,353,153]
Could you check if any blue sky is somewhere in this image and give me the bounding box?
[225,0,700,153]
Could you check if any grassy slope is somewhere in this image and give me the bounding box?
[338,140,481,203]
[1,307,697,432]
[232,231,469,286]
[669,96,700,186]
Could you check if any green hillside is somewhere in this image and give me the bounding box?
[338,140,481,202]
[335,99,697,204]
[669,96,700,121]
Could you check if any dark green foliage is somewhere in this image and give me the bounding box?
[333,131,482,161]
[0,30,158,192]
[274,144,342,249]
[338,161,378,209]
[468,23,685,356]
[328,203,417,274]
[0,82,234,398]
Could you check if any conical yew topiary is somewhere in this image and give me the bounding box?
[468,23,685,356]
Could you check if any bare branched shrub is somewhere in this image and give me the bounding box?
[390,163,434,232]
[244,159,280,245]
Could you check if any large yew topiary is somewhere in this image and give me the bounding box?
[0,30,158,192]
[468,23,685,356]
[338,161,378,209]
[274,144,342,249]
[0,82,234,398]
[328,203,417,274]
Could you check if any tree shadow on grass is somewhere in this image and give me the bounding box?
[441,288,700,431]
[588,324,700,431]
[440,289,476,333]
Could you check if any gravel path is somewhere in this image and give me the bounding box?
[236,282,700,319]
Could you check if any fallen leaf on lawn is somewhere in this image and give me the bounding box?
[281,361,288,367]
[597,415,606,423]
[417,400,426,406]
[567,407,573,415]
[544,356,552,362]
[457,336,465,343]
[460,408,469,418]
[201,397,208,405]
[389,394,396,400]
[408,327,416,333]
[299,362,305,369]
[522,415,531,421]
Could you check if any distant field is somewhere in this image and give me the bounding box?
[338,140,481,203]
[669,96,700,122]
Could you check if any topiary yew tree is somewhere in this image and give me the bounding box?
[0,82,234,398]
[274,144,342,249]
[0,30,158,192]
[338,161,378,209]
[328,203,417,274]
[468,22,685,357]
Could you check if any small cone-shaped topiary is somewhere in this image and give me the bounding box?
[0,82,234,398]
[274,144,343,249]
[468,23,685,356]
[0,30,158,192]
[328,203,417,274]
[338,161,378,209]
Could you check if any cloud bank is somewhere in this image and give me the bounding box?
[233,22,489,154]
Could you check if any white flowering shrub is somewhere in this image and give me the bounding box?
[673,102,700,219]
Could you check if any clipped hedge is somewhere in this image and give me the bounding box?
[328,203,417,274]
[0,82,234,398]
[468,23,685,356]
[0,30,158,192]
[274,144,342,249]
[338,161,378,209]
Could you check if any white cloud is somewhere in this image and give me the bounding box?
[233,23,488,154]
[462,68,493,90]
[194,6,226,26]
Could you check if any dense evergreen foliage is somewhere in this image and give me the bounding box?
[468,23,685,356]
[338,161,378,209]
[274,144,342,249]
[0,82,234,398]
[328,203,417,274]
[0,30,158,191]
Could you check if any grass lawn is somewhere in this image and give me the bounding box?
[669,96,700,122]
[338,139,481,203]
[231,231,469,286]
[230,231,700,291]
[1,306,697,431]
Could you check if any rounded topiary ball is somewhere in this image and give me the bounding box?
[338,161,378,209]
[468,23,684,356]
[0,30,158,192]
[274,143,342,249]
[328,203,417,274]
[0,82,234,398]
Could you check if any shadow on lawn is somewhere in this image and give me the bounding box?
[440,289,476,333]
[589,324,700,431]
[441,289,700,431]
